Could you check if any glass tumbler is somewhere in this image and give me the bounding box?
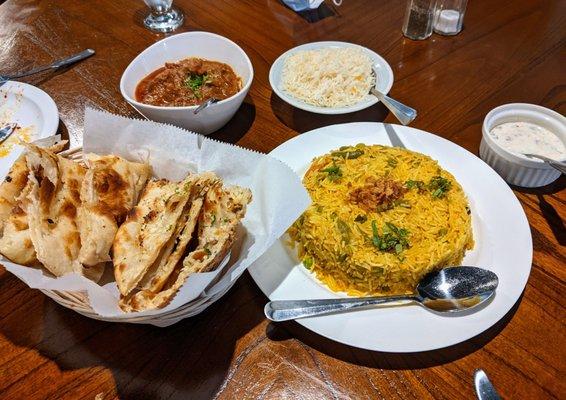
[143,0,184,33]
[402,0,436,40]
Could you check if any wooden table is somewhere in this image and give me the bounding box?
[0,0,564,398]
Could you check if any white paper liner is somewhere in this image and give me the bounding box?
[2,107,310,319]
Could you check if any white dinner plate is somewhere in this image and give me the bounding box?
[249,122,532,353]
[0,81,59,179]
[269,41,394,114]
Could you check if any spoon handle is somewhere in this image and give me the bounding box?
[265,296,415,322]
[370,87,417,126]
[524,153,566,174]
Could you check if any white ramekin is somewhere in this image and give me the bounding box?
[479,103,566,187]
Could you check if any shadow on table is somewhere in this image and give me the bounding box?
[208,97,256,144]
[511,175,566,245]
[270,92,389,133]
[265,293,523,370]
[0,276,263,400]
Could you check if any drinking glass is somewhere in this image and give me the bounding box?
[143,0,184,33]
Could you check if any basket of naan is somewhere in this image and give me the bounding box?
[0,109,309,325]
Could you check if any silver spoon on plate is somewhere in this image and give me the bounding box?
[264,266,498,322]
[370,66,417,126]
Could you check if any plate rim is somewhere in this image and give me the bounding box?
[0,80,59,179]
[269,41,394,115]
[250,122,533,352]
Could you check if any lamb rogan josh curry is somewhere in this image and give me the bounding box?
[135,57,241,107]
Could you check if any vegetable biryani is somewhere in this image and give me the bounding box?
[288,144,474,295]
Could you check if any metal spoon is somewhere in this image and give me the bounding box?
[474,369,502,400]
[193,98,219,115]
[264,266,498,322]
[0,49,95,87]
[523,153,566,175]
[474,369,501,400]
[370,67,417,125]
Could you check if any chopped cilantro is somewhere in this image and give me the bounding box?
[428,176,451,198]
[331,149,364,159]
[184,73,211,99]
[386,157,398,168]
[321,163,342,181]
[302,256,313,269]
[405,180,425,190]
[371,220,410,254]
[336,218,351,243]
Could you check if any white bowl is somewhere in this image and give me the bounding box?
[269,41,394,115]
[479,103,566,187]
[120,31,253,135]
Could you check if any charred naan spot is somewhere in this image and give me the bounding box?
[127,207,142,220]
[67,179,82,204]
[117,263,127,272]
[64,244,72,259]
[150,276,162,286]
[61,201,77,218]
[23,238,33,249]
[91,204,117,221]
[38,178,55,208]
[93,168,126,194]
[13,218,29,231]
[11,169,29,187]
[167,201,180,211]
[143,210,158,223]
[192,250,207,261]
[142,290,156,300]
[11,205,25,216]
[65,231,81,249]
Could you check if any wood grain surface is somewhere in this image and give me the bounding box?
[0,0,565,399]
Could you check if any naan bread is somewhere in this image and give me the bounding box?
[0,154,29,231]
[113,174,195,296]
[120,183,252,312]
[78,154,151,266]
[136,172,217,293]
[0,141,66,265]
[23,144,103,281]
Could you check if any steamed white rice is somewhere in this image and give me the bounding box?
[281,47,375,108]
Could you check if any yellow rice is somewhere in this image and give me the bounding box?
[288,144,474,296]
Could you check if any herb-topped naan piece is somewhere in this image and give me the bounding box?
[113,174,195,296]
[78,154,151,266]
[120,183,252,312]
[136,172,217,294]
